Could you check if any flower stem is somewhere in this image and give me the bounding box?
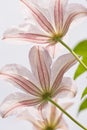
[58,39,87,70]
[48,97,87,130]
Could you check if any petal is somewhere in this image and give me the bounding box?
[1,64,41,93]
[0,72,41,96]
[54,77,77,98]
[40,100,73,126]
[29,46,52,91]
[3,28,49,44]
[54,100,73,128]
[63,3,87,35]
[17,100,72,130]
[56,118,68,130]
[17,107,43,122]
[46,43,64,58]
[17,107,44,129]
[46,44,56,58]
[51,53,77,91]
[1,64,31,79]
[20,0,54,33]
[27,0,54,27]
[48,102,60,125]
[0,92,40,118]
[27,0,51,9]
[54,0,68,32]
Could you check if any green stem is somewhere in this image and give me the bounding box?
[58,39,87,70]
[48,97,87,130]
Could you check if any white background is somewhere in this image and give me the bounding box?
[0,0,87,130]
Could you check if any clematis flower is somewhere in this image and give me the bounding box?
[0,46,77,118]
[3,0,87,45]
[16,101,72,130]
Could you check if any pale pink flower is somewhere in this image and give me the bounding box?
[17,101,72,130]
[3,0,87,45]
[0,46,77,118]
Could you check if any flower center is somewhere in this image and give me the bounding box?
[52,35,60,42]
[44,126,54,130]
[42,92,52,101]
[50,33,62,44]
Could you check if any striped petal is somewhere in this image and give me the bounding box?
[3,28,49,44]
[20,0,54,33]
[17,100,72,130]
[51,53,77,91]
[54,0,68,32]
[0,92,41,118]
[63,3,87,35]
[1,64,41,91]
[1,64,31,79]
[29,46,52,91]
[0,72,41,96]
[53,77,77,98]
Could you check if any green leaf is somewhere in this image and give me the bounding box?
[81,87,87,99]
[73,40,87,56]
[78,98,87,113]
[74,57,87,79]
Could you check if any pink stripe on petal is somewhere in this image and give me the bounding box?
[20,0,54,33]
[1,98,41,118]
[51,63,69,93]
[3,32,49,44]
[57,87,76,97]
[63,4,87,35]
[55,77,77,98]
[29,46,52,91]
[18,33,49,43]
[52,61,76,95]
[54,0,63,31]
[0,73,41,96]
[63,12,87,35]
[37,47,50,91]
[51,53,77,93]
